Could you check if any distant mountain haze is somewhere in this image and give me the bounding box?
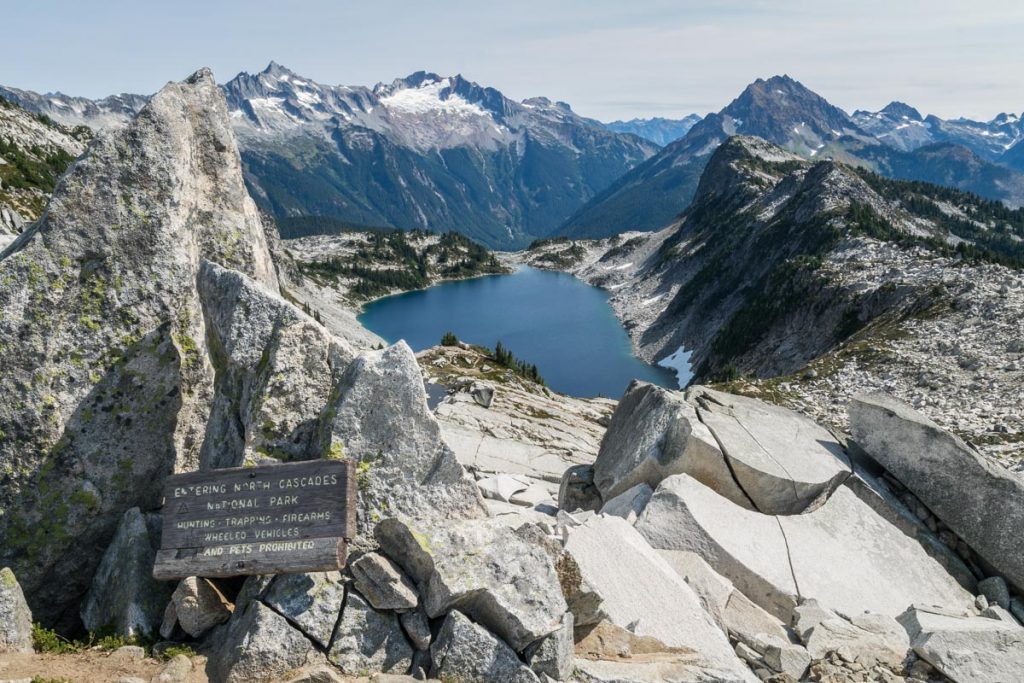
[603,115,702,145]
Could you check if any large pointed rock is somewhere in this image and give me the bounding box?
[689,387,852,514]
[375,517,566,652]
[592,381,744,504]
[636,474,973,621]
[430,610,539,683]
[80,507,172,637]
[851,393,1024,592]
[0,68,278,626]
[0,567,33,653]
[207,600,323,683]
[320,342,484,537]
[198,261,353,468]
[327,590,413,675]
[563,515,756,681]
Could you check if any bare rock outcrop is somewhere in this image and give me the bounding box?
[321,342,485,538]
[637,473,973,621]
[0,567,32,653]
[0,68,280,626]
[852,392,1024,592]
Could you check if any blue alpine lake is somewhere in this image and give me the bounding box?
[358,266,690,398]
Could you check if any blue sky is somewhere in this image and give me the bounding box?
[2,0,1021,121]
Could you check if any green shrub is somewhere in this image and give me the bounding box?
[32,623,78,654]
[157,644,196,661]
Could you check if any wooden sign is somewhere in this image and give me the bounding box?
[153,459,356,580]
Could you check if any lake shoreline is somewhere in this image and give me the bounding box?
[358,265,686,399]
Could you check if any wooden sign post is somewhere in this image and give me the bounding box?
[153,459,356,580]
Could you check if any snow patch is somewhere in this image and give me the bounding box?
[381,78,489,118]
[657,345,693,389]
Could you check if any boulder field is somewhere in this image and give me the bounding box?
[1,69,1022,682]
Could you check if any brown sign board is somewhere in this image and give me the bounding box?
[152,459,356,580]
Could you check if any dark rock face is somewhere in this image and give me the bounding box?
[80,507,171,637]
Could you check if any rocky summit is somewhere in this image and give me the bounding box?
[1,65,1023,683]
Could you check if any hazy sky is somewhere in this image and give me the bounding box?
[2,0,1021,122]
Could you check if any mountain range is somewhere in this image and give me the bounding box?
[2,64,658,249]
[2,69,1023,248]
[560,76,1024,238]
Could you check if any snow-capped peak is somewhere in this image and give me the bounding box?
[377,75,487,118]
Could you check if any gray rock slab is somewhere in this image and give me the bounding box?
[842,465,977,591]
[152,654,192,683]
[351,552,418,611]
[658,549,790,648]
[197,260,353,468]
[470,382,494,408]
[523,612,574,681]
[899,606,1024,683]
[572,658,753,683]
[599,483,653,524]
[593,382,745,505]
[563,515,756,681]
[278,666,346,683]
[328,590,412,676]
[0,69,278,627]
[851,393,1024,592]
[399,609,431,651]
[757,634,809,679]
[375,516,566,652]
[477,474,530,503]
[792,599,837,643]
[637,474,974,621]
[430,610,538,682]
[690,387,852,514]
[263,571,345,648]
[0,567,32,653]
[657,550,734,632]
[779,485,974,619]
[637,475,798,621]
[804,612,910,668]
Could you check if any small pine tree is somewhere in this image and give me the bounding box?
[441,331,459,346]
